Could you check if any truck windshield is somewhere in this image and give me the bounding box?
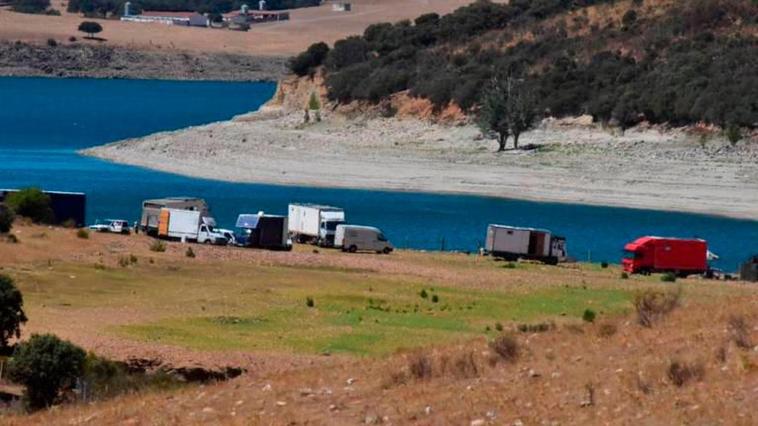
[323,221,342,231]
[623,250,640,259]
[377,233,387,241]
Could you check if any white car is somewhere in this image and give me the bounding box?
[217,228,237,245]
[89,219,131,234]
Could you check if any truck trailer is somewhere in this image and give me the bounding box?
[140,197,208,235]
[157,208,227,244]
[485,224,567,265]
[235,213,292,251]
[622,236,708,276]
[288,203,345,246]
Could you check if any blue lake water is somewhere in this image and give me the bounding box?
[1,77,756,270]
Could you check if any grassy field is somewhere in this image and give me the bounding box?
[16,257,633,357]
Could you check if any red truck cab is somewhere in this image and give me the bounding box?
[622,236,708,276]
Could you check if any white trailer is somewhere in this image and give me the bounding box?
[485,224,567,265]
[157,208,227,245]
[335,225,393,254]
[288,203,345,246]
[140,197,208,235]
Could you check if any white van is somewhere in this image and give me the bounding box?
[335,225,393,254]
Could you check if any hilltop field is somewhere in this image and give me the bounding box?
[1,223,758,424]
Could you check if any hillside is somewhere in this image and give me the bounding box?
[292,0,757,130]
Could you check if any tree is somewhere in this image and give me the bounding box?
[0,275,27,353]
[7,334,86,410]
[78,21,103,39]
[289,42,330,76]
[4,188,54,224]
[505,77,537,149]
[11,0,50,14]
[0,204,14,234]
[477,77,510,151]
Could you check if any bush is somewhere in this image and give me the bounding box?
[0,204,14,234]
[667,359,704,386]
[76,229,89,239]
[633,287,682,327]
[660,272,677,282]
[289,41,330,76]
[6,234,19,244]
[306,296,314,307]
[489,334,518,363]
[7,334,86,410]
[408,352,433,379]
[600,261,609,268]
[5,188,54,224]
[419,289,428,299]
[582,308,596,323]
[78,21,103,39]
[495,322,503,331]
[118,254,137,267]
[0,274,28,351]
[727,315,752,350]
[149,240,166,252]
[68,36,77,42]
[597,323,617,337]
[185,247,195,258]
[46,38,57,47]
[11,0,50,14]
[620,272,629,279]
[82,354,181,401]
[725,124,742,146]
[431,294,439,303]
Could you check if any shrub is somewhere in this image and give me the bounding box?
[306,296,314,307]
[6,234,19,244]
[517,322,553,333]
[76,229,89,239]
[149,240,166,252]
[46,38,57,47]
[660,272,677,282]
[600,261,609,268]
[7,334,86,410]
[495,322,503,331]
[10,0,50,14]
[68,36,77,42]
[449,351,479,378]
[667,359,704,387]
[622,9,638,28]
[727,315,752,350]
[502,262,516,269]
[5,188,54,224]
[582,308,596,323]
[431,294,439,303]
[0,204,14,233]
[325,36,369,71]
[289,41,330,76]
[725,124,742,146]
[633,287,682,327]
[185,247,195,258]
[408,352,433,379]
[490,334,518,363]
[620,272,629,279]
[0,274,28,352]
[82,354,180,400]
[118,255,137,267]
[419,289,428,299]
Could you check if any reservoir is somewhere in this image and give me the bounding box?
[1,77,755,270]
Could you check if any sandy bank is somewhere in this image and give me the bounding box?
[82,110,758,220]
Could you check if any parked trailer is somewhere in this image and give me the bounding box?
[140,197,208,235]
[288,203,345,246]
[157,208,227,244]
[0,189,86,227]
[335,225,393,254]
[235,213,292,251]
[622,236,708,277]
[485,224,567,265]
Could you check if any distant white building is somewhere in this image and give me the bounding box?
[120,10,210,27]
[332,2,351,12]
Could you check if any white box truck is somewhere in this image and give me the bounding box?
[140,197,208,235]
[157,208,227,245]
[485,224,567,265]
[335,225,393,254]
[288,203,345,246]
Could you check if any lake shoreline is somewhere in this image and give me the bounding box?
[82,110,758,222]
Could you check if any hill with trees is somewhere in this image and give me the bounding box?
[289,0,757,131]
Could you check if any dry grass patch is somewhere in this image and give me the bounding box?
[633,287,682,327]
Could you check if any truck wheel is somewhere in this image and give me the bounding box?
[348,245,357,253]
[382,247,392,254]
[545,257,558,266]
[204,239,212,245]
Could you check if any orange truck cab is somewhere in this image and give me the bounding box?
[622,236,708,277]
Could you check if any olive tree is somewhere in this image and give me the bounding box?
[0,274,27,352]
[505,77,537,150]
[78,21,103,39]
[7,334,86,410]
[477,77,510,151]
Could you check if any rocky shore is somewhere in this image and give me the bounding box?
[0,41,287,81]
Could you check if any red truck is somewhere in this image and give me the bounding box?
[622,236,708,277]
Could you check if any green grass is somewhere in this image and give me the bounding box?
[14,258,634,357]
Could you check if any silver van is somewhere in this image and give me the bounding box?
[335,225,393,254]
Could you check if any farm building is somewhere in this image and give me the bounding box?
[223,4,290,25]
[332,2,351,12]
[121,10,210,27]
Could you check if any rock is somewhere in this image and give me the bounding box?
[425,406,432,415]
[201,407,215,414]
[276,401,287,407]
[529,369,541,378]
[261,384,272,391]
[346,377,357,385]
[471,419,485,426]
[299,388,314,397]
